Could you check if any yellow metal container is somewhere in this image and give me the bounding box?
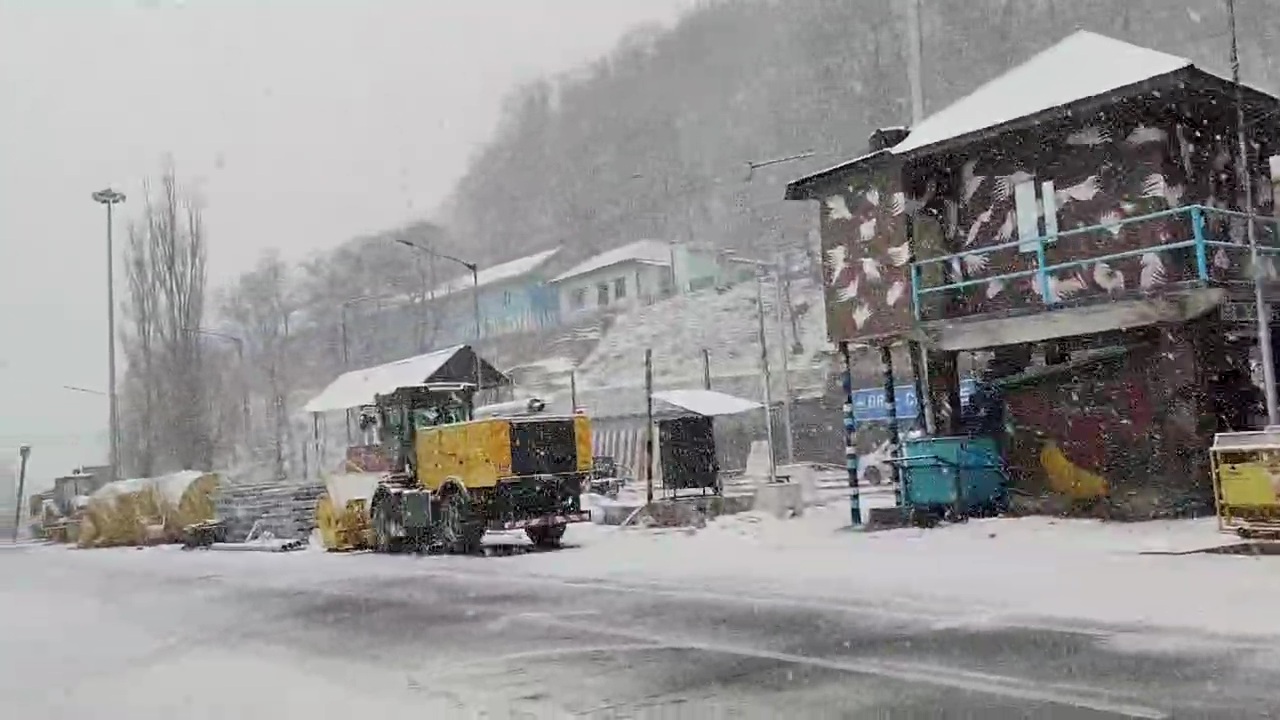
[1211,430,1280,536]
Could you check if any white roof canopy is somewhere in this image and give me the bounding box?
[892,31,1191,155]
[652,389,762,417]
[304,345,469,413]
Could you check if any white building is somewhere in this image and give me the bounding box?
[548,240,721,318]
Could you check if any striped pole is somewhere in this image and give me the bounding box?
[839,342,861,526]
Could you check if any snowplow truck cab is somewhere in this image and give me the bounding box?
[369,383,591,553]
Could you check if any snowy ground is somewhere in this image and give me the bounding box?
[6,506,1280,717]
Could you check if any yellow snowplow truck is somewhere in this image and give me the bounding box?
[368,383,592,554]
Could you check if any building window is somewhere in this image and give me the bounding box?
[571,288,587,310]
[597,282,610,306]
[502,290,512,307]
[613,277,627,299]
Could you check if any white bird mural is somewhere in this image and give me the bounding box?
[1065,126,1112,146]
[1139,252,1167,289]
[1099,210,1125,237]
[1031,272,1088,304]
[1141,173,1185,208]
[986,278,1005,299]
[948,257,964,280]
[825,245,850,282]
[1055,176,1102,205]
[963,252,990,274]
[995,211,1016,241]
[1125,125,1168,145]
[835,275,861,303]
[859,218,878,243]
[852,304,873,329]
[961,159,987,204]
[886,242,911,266]
[965,208,995,246]
[825,195,853,220]
[885,280,906,307]
[1214,247,1230,270]
[995,171,1035,202]
[865,188,881,207]
[860,257,882,282]
[1092,261,1125,293]
[891,191,911,216]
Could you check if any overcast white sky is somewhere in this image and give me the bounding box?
[0,0,692,488]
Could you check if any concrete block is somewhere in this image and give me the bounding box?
[755,482,804,520]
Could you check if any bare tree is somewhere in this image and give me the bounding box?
[118,164,211,474]
[221,250,299,480]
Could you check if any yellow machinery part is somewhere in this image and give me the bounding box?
[415,415,596,491]
[415,417,512,491]
[1040,441,1109,500]
[316,493,372,552]
[573,414,593,474]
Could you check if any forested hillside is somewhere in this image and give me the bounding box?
[438,0,1280,271]
[125,0,1280,478]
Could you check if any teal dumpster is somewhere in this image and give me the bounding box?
[897,435,1007,519]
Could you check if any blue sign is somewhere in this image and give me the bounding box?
[851,378,977,423]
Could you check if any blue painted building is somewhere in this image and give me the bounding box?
[430,247,562,346]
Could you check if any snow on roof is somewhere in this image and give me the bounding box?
[430,247,560,299]
[303,345,466,413]
[652,389,763,417]
[891,31,1191,155]
[548,240,673,284]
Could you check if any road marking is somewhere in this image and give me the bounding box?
[513,614,1170,719]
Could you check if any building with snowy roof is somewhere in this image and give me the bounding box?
[548,239,723,318]
[786,30,1280,518]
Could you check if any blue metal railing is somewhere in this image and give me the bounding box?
[910,204,1280,321]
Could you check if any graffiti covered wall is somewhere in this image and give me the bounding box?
[995,322,1239,518]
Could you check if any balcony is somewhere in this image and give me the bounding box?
[909,205,1280,350]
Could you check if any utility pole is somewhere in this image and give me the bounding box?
[92,188,125,482]
[1228,0,1280,425]
[13,445,30,543]
[644,348,655,504]
[753,271,779,483]
[771,257,796,465]
[904,0,925,125]
[393,238,483,400]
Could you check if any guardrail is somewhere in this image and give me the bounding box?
[910,204,1280,321]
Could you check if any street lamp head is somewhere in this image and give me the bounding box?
[18,444,30,458]
[92,188,126,205]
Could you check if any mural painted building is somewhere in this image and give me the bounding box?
[786,30,1280,518]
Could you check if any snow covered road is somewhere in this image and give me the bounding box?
[6,514,1280,719]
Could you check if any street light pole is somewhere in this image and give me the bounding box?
[393,238,484,399]
[12,445,30,543]
[1227,0,1280,425]
[92,188,125,482]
